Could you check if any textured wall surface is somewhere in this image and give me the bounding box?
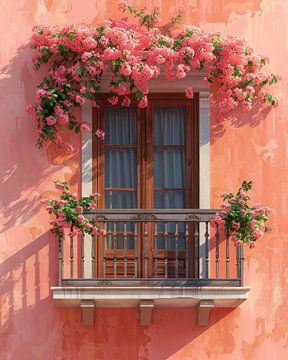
[0,1,288,359]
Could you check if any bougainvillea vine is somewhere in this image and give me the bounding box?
[43,180,105,241]
[211,181,272,248]
[27,3,279,148]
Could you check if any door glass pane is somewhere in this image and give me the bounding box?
[153,106,186,249]
[154,190,185,209]
[105,191,137,209]
[154,148,185,188]
[154,107,185,145]
[104,106,137,249]
[105,149,137,188]
[153,106,186,208]
[105,107,137,145]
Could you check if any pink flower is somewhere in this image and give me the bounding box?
[254,229,263,239]
[232,221,240,230]
[75,95,85,105]
[138,95,148,109]
[77,215,85,223]
[47,116,56,126]
[69,229,78,237]
[55,217,64,226]
[211,215,225,228]
[80,122,90,133]
[108,96,118,105]
[235,240,242,247]
[89,203,97,210]
[91,227,98,236]
[176,64,187,79]
[95,129,105,140]
[81,52,93,62]
[221,202,231,210]
[122,96,131,107]
[76,205,83,213]
[155,54,165,64]
[240,189,248,199]
[249,220,256,230]
[36,89,47,99]
[120,63,132,76]
[99,229,107,236]
[55,182,65,191]
[185,87,194,99]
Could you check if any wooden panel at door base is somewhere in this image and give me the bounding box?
[103,250,138,278]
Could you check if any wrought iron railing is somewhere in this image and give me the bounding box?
[57,209,244,287]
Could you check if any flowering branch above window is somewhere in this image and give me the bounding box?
[27,3,279,148]
[43,180,105,241]
[212,181,272,248]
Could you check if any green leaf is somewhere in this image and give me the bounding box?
[184,54,190,64]
[76,67,82,75]
[69,121,75,130]
[135,91,143,100]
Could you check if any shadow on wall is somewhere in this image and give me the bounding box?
[0,230,236,360]
[0,44,80,234]
[210,93,272,145]
[0,232,58,357]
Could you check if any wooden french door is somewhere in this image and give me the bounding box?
[93,94,199,278]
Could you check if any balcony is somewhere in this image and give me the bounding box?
[51,209,250,326]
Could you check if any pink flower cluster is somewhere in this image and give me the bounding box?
[28,4,279,148]
[211,181,271,248]
[44,180,105,240]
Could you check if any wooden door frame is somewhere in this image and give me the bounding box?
[92,93,199,278]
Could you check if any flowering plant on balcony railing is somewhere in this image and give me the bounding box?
[212,181,271,248]
[27,2,279,148]
[43,180,105,241]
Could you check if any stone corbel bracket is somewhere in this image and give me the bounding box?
[81,300,95,326]
[139,300,154,326]
[197,299,214,326]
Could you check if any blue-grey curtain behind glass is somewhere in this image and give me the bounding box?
[104,107,137,209]
[154,106,186,209]
[153,106,186,248]
[104,107,137,248]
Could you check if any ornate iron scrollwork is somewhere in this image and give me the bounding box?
[92,214,107,221]
[131,213,156,221]
[185,214,200,221]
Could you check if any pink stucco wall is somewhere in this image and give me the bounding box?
[1,1,288,359]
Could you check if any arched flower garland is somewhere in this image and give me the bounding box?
[27,3,279,149]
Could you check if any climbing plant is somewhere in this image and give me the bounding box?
[27,2,279,149]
